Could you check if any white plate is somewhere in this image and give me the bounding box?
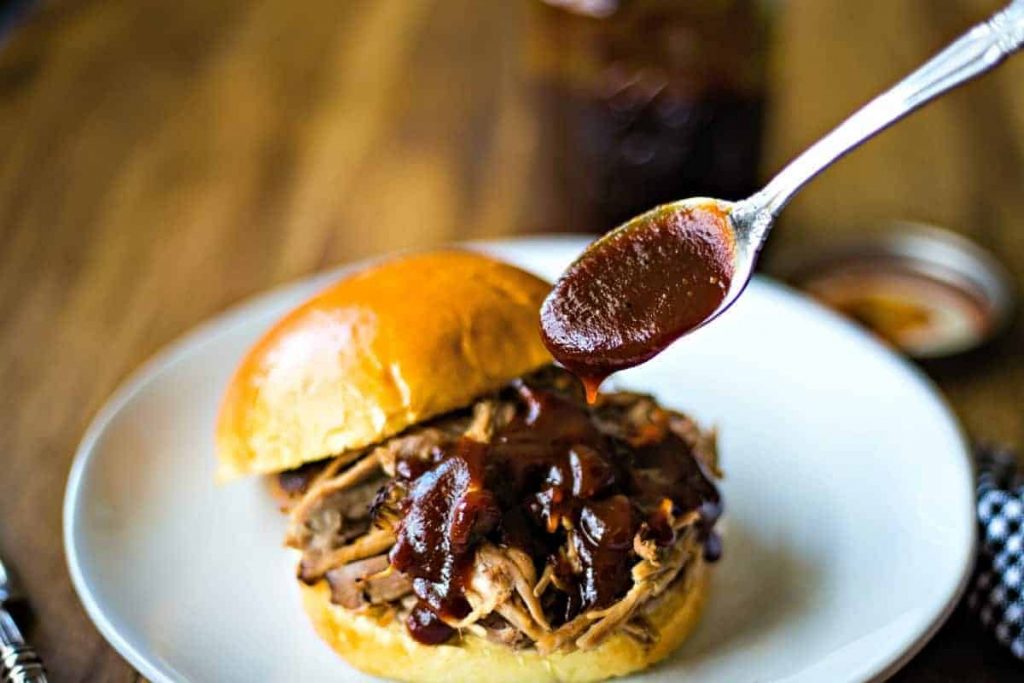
[64,236,975,683]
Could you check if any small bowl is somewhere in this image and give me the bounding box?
[775,221,1015,358]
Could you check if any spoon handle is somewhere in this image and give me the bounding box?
[736,0,1024,237]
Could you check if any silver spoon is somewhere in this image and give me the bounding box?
[541,0,1024,389]
[0,555,46,683]
[724,0,1024,319]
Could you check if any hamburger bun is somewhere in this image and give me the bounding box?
[300,559,708,683]
[215,250,552,480]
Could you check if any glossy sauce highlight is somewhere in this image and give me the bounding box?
[540,204,735,399]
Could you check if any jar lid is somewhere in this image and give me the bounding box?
[540,0,618,18]
[777,222,1015,358]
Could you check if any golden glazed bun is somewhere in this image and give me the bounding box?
[216,250,552,480]
[300,560,708,683]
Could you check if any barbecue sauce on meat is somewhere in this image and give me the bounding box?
[540,204,735,401]
[384,378,720,644]
[388,439,499,636]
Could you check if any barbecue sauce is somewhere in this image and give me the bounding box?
[540,203,735,400]
[388,439,500,640]
[384,377,720,644]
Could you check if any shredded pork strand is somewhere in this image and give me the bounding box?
[538,529,696,654]
[477,545,550,631]
[325,554,413,608]
[465,400,498,443]
[619,617,658,646]
[279,371,717,654]
[310,447,370,489]
[375,427,452,478]
[286,451,383,546]
[534,563,556,597]
[497,601,548,643]
[456,550,513,627]
[297,528,397,584]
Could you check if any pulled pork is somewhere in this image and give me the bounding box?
[278,366,720,653]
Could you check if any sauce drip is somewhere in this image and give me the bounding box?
[405,603,457,645]
[540,203,735,399]
[382,377,721,644]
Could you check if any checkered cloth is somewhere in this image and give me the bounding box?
[969,446,1024,659]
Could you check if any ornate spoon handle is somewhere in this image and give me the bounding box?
[733,0,1024,239]
[0,610,46,683]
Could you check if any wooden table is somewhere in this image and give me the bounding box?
[0,0,1021,679]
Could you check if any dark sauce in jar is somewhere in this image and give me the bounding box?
[529,0,767,233]
[540,203,735,399]
[382,377,721,644]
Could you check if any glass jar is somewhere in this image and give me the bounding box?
[528,0,770,232]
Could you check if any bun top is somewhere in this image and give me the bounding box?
[215,250,553,480]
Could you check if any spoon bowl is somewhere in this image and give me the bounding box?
[540,197,737,400]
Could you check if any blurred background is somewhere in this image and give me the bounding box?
[1,0,1023,679]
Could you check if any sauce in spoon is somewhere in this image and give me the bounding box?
[540,202,736,401]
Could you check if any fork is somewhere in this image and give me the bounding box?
[0,556,46,683]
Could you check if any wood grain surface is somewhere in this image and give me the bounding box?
[0,0,1021,680]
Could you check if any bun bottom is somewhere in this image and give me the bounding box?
[300,560,708,683]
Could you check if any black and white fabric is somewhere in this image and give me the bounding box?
[969,446,1024,660]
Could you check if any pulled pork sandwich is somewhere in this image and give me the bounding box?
[215,250,722,682]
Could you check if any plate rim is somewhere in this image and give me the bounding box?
[63,234,977,683]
